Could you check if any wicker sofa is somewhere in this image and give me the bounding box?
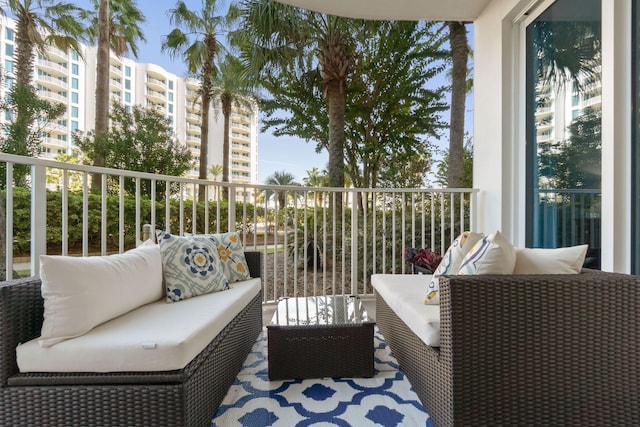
[0,251,263,427]
[374,270,640,427]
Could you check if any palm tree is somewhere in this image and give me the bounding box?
[234,0,354,190]
[210,54,257,198]
[82,0,146,193]
[9,0,85,87]
[208,164,223,181]
[303,167,329,207]
[8,0,85,164]
[208,163,223,199]
[163,0,232,202]
[447,21,469,188]
[264,170,298,209]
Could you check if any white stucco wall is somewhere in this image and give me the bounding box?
[473,0,524,243]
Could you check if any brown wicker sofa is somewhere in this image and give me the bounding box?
[0,251,263,427]
[375,270,640,427]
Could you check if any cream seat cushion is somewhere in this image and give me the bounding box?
[372,274,441,347]
[17,278,261,373]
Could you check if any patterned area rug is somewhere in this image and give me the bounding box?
[212,327,434,426]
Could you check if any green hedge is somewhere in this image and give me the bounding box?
[6,188,258,255]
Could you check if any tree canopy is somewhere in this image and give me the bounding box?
[241,18,449,189]
[74,103,192,197]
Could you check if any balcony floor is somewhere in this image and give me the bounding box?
[212,318,431,426]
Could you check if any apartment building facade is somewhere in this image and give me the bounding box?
[0,16,259,186]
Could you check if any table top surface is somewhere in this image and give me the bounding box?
[269,295,372,327]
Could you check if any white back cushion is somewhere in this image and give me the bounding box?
[513,245,588,274]
[39,244,163,347]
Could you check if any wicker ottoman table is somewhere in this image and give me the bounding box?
[267,295,375,380]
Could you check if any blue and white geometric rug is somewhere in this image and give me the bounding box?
[212,327,434,426]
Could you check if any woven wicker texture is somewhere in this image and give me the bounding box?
[268,323,374,380]
[0,252,263,427]
[377,270,640,427]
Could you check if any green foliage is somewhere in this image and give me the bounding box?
[347,21,449,188]
[239,17,449,189]
[0,83,66,187]
[7,188,257,255]
[80,0,147,57]
[434,139,474,188]
[74,102,192,196]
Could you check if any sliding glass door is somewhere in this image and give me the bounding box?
[525,0,602,268]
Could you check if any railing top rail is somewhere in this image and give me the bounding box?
[0,153,479,194]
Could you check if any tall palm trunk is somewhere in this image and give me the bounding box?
[326,80,346,190]
[92,0,110,193]
[15,12,35,86]
[319,32,347,189]
[447,21,468,188]
[221,93,232,201]
[197,35,217,202]
[319,31,349,227]
[14,11,36,160]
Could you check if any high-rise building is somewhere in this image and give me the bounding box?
[0,16,259,185]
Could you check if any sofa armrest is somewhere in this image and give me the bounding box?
[244,251,262,279]
[0,276,44,386]
[438,270,640,425]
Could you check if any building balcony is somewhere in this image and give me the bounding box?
[186,89,199,100]
[109,65,122,77]
[36,58,68,76]
[146,76,166,90]
[40,137,68,148]
[232,143,251,153]
[37,75,68,91]
[146,89,166,103]
[186,112,200,122]
[45,46,68,62]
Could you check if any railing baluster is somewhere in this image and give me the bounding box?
[450,192,455,246]
[382,193,387,272]
[192,182,197,234]
[372,192,377,275]
[179,183,184,236]
[82,172,89,257]
[150,180,156,240]
[362,191,368,294]
[430,192,435,251]
[31,164,47,275]
[135,178,141,246]
[351,189,358,295]
[5,163,13,280]
[62,170,68,256]
[119,176,125,251]
[101,174,107,255]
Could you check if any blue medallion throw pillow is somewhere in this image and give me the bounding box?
[156,231,230,302]
[207,232,251,282]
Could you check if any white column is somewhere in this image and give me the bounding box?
[600,0,632,272]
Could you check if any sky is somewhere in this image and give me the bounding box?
[72,0,327,184]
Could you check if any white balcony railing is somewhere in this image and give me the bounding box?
[0,153,478,304]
